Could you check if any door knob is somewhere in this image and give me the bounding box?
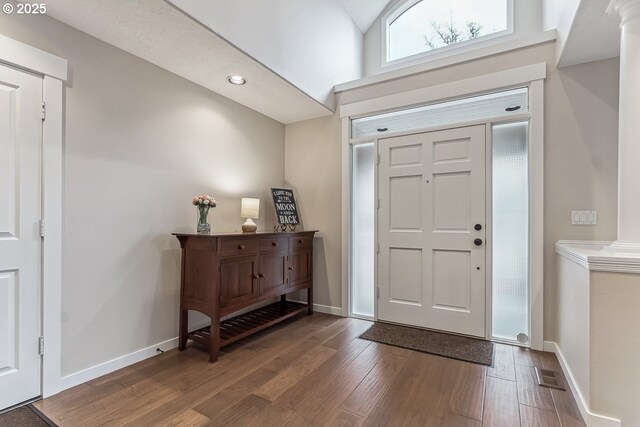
[474,238,483,246]
[252,274,259,279]
[474,224,482,231]
[258,273,265,278]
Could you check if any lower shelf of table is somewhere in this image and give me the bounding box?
[187,300,309,348]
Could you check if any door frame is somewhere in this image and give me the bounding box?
[0,34,67,397]
[340,63,545,349]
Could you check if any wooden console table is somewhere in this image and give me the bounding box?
[173,230,317,362]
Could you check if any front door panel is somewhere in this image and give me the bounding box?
[378,125,486,337]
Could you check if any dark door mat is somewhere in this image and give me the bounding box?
[0,404,57,427]
[360,322,494,366]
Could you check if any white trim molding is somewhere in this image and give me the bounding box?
[335,31,556,94]
[288,300,344,317]
[0,35,66,398]
[544,341,622,427]
[0,34,67,80]
[339,62,547,119]
[556,240,640,274]
[58,338,178,392]
[313,304,344,316]
[41,76,65,397]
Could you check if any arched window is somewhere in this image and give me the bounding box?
[384,0,513,64]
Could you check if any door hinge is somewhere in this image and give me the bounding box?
[376,242,380,254]
[376,287,380,298]
[41,102,46,121]
[377,154,380,165]
[377,199,380,210]
[39,220,45,238]
[38,336,44,356]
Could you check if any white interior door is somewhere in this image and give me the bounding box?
[378,125,486,337]
[0,63,43,410]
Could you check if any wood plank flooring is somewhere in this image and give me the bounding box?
[34,314,585,426]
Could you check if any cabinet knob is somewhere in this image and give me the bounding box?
[238,244,245,250]
[298,239,303,244]
[252,274,259,279]
[258,273,265,278]
[288,266,293,271]
[272,241,277,246]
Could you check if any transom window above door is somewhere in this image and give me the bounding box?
[384,0,513,64]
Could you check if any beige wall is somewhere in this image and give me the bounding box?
[0,13,285,375]
[590,271,640,425]
[285,41,620,340]
[285,114,344,309]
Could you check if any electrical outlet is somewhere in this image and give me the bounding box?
[571,210,597,225]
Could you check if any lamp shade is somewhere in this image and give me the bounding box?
[240,198,260,219]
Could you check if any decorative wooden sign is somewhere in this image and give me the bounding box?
[271,188,300,231]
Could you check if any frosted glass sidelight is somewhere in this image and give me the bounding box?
[351,143,375,318]
[492,122,529,342]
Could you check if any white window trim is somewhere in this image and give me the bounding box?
[381,0,515,69]
[340,63,545,350]
[0,34,67,398]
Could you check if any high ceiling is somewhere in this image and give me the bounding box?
[43,0,394,125]
[41,0,622,124]
[338,0,393,33]
[557,0,621,67]
[44,0,338,124]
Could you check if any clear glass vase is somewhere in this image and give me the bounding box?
[196,205,211,234]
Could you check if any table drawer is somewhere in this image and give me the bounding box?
[221,238,259,257]
[289,235,313,250]
[260,237,289,253]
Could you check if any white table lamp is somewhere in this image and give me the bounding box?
[241,198,259,233]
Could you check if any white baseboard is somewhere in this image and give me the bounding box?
[544,341,621,427]
[312,303,343,316]
[288,299,343,316]
[58,336,179,392]
[55,302,343,395]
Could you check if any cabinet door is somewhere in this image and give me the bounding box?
[289,249,312,288]
[258,250,289,297]
[220,255,258,307]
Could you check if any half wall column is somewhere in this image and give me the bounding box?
[608,0,640,252]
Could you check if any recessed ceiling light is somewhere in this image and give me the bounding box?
[227,75,247,85]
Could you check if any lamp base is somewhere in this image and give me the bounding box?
[242,217,257,233]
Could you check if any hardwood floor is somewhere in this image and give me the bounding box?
[34,314,585,426]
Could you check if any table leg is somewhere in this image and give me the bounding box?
[209,315,220,363]
[308,287,314,315]
[178,309,188,350]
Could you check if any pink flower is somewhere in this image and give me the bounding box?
[192,194,217,207]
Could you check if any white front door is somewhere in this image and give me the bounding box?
[0,63,43,410]
[378,125,486,337]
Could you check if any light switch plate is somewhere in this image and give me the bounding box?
[571,210,597,225]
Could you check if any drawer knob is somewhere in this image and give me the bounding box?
[252,274,259,279]
[288,266,293,271]
[258,273,265,278]
[238,244,245,250]
[298,239,303,244]
[272,242,277,246]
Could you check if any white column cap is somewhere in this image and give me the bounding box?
[608,0,640,23]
